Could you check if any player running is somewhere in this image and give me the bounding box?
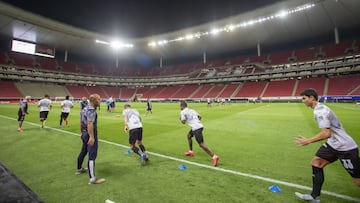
[180,101,219,167]
[38,94,52,128]
[59,95,73,127]
[295,89,360,203]
[122,103,149,165]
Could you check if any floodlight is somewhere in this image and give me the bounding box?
[186,34,194,40]
[227,24,235,31]
[148,41,156,47]
[109,40,133,49]
[210,28,220,35]
[276,10,288,18]
[110,41,122,49]
[147,1,316,47]
[95,39,109,45]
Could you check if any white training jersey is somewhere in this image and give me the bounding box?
[180,107,203,131]
[122,108,142,130]
[38,98,52,112]
[314,103,358,151]
[61,100,73,113]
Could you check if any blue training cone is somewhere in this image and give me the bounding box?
[178,164,187,170]
[269,185,282,193]
[125,149,131,154]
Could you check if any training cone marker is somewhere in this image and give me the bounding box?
[178,164,187,170]
[269,185,282,193]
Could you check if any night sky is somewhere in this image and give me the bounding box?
[2,0,282,38]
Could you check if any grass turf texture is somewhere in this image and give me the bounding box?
[0,102,359,203]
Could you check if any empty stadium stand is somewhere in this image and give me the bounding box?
[86,86,107,98]
[1,38,359,101]
[35,56,57,71]
[235,81,267,98]
[8,52,35,68]
[191,84,214,99]
[156,86,181,99]
[14,82,69,99]
[295,77,326,96]
[102,86,121,98]
[171,85,199,99]
[262,79,296,97]
[0,80,24,98]
[203,85,226,98]
[66,85,89,98]
[120,88,136,99]
[217,84,241,98]
[327,75,360,96]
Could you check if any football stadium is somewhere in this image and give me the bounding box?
[0,0,360,202]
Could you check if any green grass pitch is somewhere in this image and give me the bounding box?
[0,101,359,203]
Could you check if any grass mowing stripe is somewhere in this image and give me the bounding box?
[1,114,359,203]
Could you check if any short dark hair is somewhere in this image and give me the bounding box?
[180,100,187,108]
[300,88,318,101]
[124,103,131,108]
[65,95,69,100]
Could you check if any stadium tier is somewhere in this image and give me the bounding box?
[170,85,199,99]
[86,86,108,98]
[191,84,214,99]
[262,79,296,97]
[35,56,57,71]
[295,77,326,96]
[265,50,292,65]
[235,81,268,98]
[0,39,359,100]
[65,85,88,98]
[101,86,121,98]
[141,87,166,99]
[120,88,137,99]
[204,85,227,98]
[218,84,242,98]
[327,75,360,96]
[0,51,9,64]
[0,80,24,98]
[156,86,181,99]
[7,52,35,68]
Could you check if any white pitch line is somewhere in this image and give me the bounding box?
[1,114,359,202]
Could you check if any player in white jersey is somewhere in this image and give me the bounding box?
[122,103,149,165]
[38,94,52,128]
[295,89,360,203]
[180,101,219,166]
[59,95,73,127]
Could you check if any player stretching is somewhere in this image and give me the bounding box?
[180,101,219,167]
[123,103,149,165]
[295,89,360,203]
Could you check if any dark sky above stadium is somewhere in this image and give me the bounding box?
[3,0,282,38]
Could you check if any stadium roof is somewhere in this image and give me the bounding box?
[0,0,360,66]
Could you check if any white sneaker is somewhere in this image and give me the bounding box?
[88,178,105,184]
[295,192,320,203]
